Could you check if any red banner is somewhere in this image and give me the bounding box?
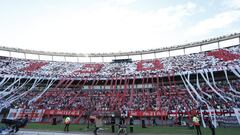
[207,49,240,61]
[129,110,167,117]
[44,110,82,116]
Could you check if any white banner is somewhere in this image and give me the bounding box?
[233,108,240,126]
[7,108,45,122]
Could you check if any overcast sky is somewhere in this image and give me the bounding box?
[0,0,240,54]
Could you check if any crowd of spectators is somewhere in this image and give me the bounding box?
[6,79,239,116]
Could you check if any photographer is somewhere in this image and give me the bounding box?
[90,115,103,135]
[117,115,128,135]
[12,114,29,133]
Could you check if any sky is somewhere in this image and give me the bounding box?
[0,0,240,54]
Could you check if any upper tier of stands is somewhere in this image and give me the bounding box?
[0,45,239,79]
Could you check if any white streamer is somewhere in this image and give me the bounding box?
[196,85,210,100]
[178,72,198,104]
[229,67,240,78]
[223,68,240,95]
[28,79,56,105]
[7,78,43,105]
[204,69,210,81]
[209,69,233,101]
[0,77,22,96]
[185,72,217,128]
[5,78,33,101]
[0,77,8,86]
[236,66,240,74]
[200,72,227,102]
[200,109,206,127]
[233,108,240,126]
[183,73,204,102]
[196,72,212,99]
[0,77,12,87]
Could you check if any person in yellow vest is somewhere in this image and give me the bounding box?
[192,115,202,135]
[64,116,71,132]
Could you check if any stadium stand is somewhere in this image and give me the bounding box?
[0,45,240,127]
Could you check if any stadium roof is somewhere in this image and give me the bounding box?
[0,32,239,57]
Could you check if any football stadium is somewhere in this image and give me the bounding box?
[0,0,240,135]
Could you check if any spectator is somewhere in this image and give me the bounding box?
[12,114,28,133]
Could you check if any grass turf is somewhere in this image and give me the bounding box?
[19,123,240,135]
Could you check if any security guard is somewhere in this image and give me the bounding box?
[64,116,71,132]
[129,116,134,133]
[192,115,202,135]
[111,114,115,133]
